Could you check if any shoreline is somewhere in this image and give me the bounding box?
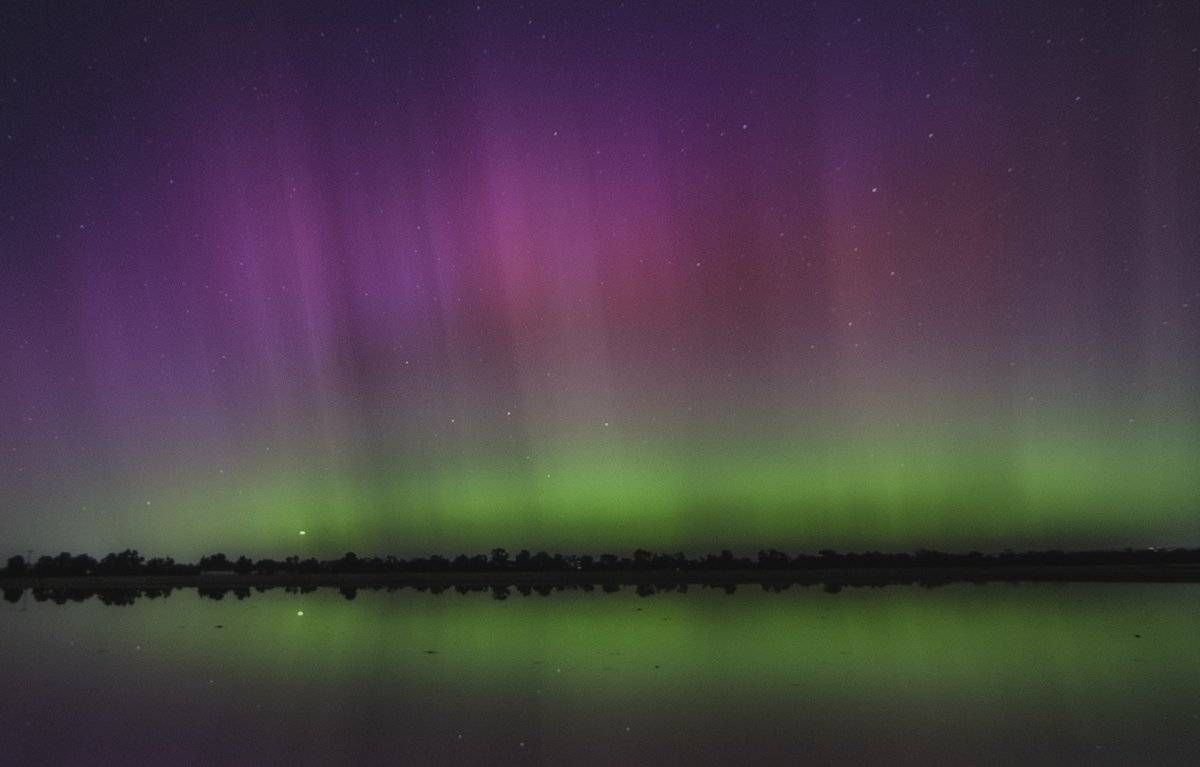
[4,563,1200,590]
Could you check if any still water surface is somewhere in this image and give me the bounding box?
[1,582,1197,765]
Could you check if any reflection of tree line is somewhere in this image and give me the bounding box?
[0,578,956,606]
[4,546,1199,580]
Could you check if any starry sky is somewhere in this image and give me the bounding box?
[2,1,1198,559]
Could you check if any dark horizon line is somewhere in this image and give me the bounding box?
[4,546,1199,580]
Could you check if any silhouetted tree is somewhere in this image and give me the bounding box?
[297,557,323,573]
[35,552,97,576]
[654,551,687,570]
[757,549,789,569]
[144,557,176,575]
[5,554,27,576]
[198,553,232,571]
[97,549,144,576]
[332,552,358,573]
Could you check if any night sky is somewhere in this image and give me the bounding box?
[2,1,1198,559]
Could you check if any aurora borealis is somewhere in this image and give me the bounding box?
[1,1,1197,558]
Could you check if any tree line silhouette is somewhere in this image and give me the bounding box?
[4,545,1198,579]
[4,547,1197,607]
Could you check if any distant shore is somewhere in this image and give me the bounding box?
[5,563,1200,591]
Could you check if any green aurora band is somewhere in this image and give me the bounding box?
[97,408,1198,559]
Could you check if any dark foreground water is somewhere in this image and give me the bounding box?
[1,582,1197,766]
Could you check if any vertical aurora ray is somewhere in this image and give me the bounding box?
[1,1,1197,557]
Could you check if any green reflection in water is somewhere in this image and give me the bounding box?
[3,583,1199,765]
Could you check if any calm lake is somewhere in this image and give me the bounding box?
[2,582,1197,765]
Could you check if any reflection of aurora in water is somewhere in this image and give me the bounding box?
[3,584,1198,765]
